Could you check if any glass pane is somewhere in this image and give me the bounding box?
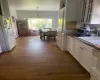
[28,18,52,30]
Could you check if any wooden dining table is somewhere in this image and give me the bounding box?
[41,29,57,40]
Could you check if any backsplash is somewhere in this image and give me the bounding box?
[76,23,100,37]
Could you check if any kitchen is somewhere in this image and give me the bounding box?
[0,0,100,80]
[57,0,100,80]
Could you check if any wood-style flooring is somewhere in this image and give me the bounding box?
[0,36,90,80]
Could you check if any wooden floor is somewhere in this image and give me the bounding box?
[0,36,90,80]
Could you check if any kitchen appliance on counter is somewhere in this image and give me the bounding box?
[76,24,99,37]
[0,16,16,52]
[16,19,30,36]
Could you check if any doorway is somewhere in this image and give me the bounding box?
[28,18,52,36]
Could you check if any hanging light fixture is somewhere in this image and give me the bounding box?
[36,7,41,18]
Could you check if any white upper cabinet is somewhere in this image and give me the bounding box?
[60,0,82,21]
[80,0,100,24]
[65,0,82,21]
[90,0,100,24]
[80,0,93,23]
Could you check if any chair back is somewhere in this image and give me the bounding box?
[39,29,43,36]
[47,31,57,36]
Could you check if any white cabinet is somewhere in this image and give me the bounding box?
[81,49,93,72]
[57,31,62,48]
[80,0,100,24]
[57,32,66,51]
[0,45,2,53]
[80,0,93,23]
[76,39,94,72]
[66,36,75,55]
[74,39,82,62]
[66,36,97,73]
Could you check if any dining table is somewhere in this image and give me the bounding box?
[41,29,57,40]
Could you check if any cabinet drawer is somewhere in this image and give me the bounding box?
[80,42,93,53]
[75,39,93,53]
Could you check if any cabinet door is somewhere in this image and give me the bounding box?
[81,49,93,72]
[80,0,88,23]
[74,40,82,62]
[57,31,62,48]
[66,36,71,52]
[86,0,93,23]
[66,36,74,55]
[0,45,2,53]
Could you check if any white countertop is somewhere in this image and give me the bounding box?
[78,37,100,49]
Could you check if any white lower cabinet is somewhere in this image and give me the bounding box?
[0,45,2,53]
[74,39,82,62]
[81,50,93,72]
[66,36,97,73]
[66,36,75,55]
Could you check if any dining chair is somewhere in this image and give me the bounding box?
[47,31,57,40]
[39,29,44,40]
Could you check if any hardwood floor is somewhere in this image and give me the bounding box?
[0,36,90,80]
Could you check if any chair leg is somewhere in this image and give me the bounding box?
[44,36,45,40]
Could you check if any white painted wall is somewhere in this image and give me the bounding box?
[7,0,60,11]
[8,0,18,38]
[17,10,58,30]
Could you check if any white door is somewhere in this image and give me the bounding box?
[0,45,2,53]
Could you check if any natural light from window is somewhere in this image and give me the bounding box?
[28,18,52,30]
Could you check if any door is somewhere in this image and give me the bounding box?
[66,36,75,55]
[74,40,82,61]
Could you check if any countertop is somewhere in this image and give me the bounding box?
[76,37,100,51]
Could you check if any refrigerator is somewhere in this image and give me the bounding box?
[0,16,16,52]
[16,20,30,36]
[57,7,77,51]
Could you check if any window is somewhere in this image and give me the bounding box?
[28,18,52,30]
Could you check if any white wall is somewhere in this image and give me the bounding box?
[8,0,18,38]
[7,0,60,11]
[17,10,58,30]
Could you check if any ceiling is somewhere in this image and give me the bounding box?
[8,0,60,11]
